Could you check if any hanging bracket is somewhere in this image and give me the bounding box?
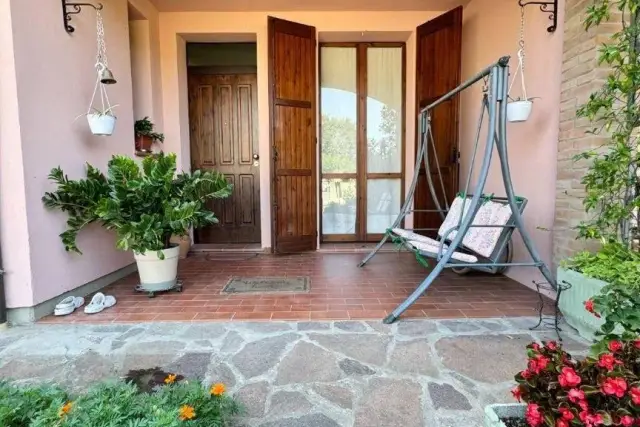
[518,0,558,33]
[62,0,103,34]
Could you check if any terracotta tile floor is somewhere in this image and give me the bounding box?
[40,252,553,324]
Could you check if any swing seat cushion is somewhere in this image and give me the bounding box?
[406,240,478,264]
[391,228,437,244]
[438,196,513,259]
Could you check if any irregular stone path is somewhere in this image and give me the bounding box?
[0,317,589,426]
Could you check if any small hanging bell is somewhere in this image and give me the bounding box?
[99,66,117,85]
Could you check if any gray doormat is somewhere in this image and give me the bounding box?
[222,276,310,294]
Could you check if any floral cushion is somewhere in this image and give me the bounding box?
[437,196,512,259]
[406,240,478,263]
[391,228,440,245]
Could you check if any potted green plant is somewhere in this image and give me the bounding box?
[42,153,232,293]
[134,117,164,153]
[84,105,118,136]
[557,0,640,341]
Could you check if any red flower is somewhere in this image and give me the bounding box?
[633,339,640,349]
[546,340,558,351]
[620,415,634,427]
[597,353,622,371]
[608,340,624,353]
[558,367,581,388]
[511,386,522,402]
[528,354,550,374]
[578,400,589,411]
[530,342,541,351]
[558,407,574,421]
[568,388,585,403]
[525,403,544,427]
[630,387,640,405]
[556,420,569,427]
[584,299,601,317]
[521,369,532,379]
[580,411,604,426]
[602,377,627,398]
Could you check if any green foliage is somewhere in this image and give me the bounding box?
[42,153,232,256]
[574,0,640,245]
[562,240,640,286]
[0,379,242,427]
[135,117,165,143]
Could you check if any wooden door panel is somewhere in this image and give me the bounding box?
[414,7,462,237]
[269,16,317,253]
[189,73,261,244]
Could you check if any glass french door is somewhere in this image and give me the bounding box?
[320,43,405,242]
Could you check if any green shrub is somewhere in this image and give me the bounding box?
[0,378,241,427]
[562,240,640,287]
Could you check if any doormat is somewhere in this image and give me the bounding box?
[222,276,310,294]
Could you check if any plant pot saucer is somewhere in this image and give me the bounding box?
[134,280,183,298]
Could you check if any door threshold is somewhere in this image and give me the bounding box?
[318,242,397,253]
[191,243,265,253]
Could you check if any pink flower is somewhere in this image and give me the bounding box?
[525,403,544,427]
[578,399,589,411]
[580,411,604,426]
[633,339,640,349]
[558,367,581,388]
[558,407,574,421]
[597,353,622,371]
[608,340,624,352]
[630,387,640,405]
[528,354,550,374]
[556,420,569,427]
[602,377,628,398]
[530,342,541,351]
[584,299,601,317]
[568,388,585,403]
[520,369,532,379]
[620,415,634,426]
[546,340,558,351]
[511,386,522,402]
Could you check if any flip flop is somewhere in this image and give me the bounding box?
[54,296,85,316]
[84,292,116,314]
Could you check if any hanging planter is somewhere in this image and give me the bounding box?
[80,9,118,136]
[507,7,536,123]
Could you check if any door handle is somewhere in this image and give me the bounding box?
[253,154,259,160]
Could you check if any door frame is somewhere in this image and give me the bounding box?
[318,41,407,243]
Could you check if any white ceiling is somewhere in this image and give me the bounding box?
[149,0,469,12]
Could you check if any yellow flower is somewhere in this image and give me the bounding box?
[164,374,177,384]
[58,401,73,417]
[210,383,226,396]
[179,404,196,421]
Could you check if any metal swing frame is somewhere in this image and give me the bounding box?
[358,56,558,324]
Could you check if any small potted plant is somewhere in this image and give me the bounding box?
[85,105,118,136]
[42,153,232,295]
[134,117,164,153]
[506,96,536,123]
[486,339,640,427]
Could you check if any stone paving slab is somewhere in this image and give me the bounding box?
[0,317,589,427]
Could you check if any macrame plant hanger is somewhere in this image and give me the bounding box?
[87,9,116,117]
[511,6,527,101]
[506,6,534,122]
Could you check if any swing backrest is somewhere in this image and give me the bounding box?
[437,195,527,262]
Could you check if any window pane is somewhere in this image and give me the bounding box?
[367,179,401,233]
[367,47,402,173]
[322,179,356,235]
[321,47,357,173]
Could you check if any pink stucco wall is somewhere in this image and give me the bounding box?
[2,0,137,307]
[460,0,563,290]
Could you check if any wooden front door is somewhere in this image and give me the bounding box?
[268,16,318,253]
[188,73,261,244]
[414,7,463,236]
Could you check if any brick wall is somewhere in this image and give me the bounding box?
[553,0,620,268]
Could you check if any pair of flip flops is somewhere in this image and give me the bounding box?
[54,292,116,316]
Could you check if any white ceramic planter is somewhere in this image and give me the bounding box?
[134,245,180,292]
[506,100,533,122]
[87,114,116,136]
[484,403,525,427]
[558,267,607,341]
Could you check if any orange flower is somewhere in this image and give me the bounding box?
[179,405,196,421]
[164,374,177,384]
[58,401,73,417]
[210,383,226,396]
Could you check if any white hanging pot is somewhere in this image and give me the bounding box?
[134,245,180,292]
[86,113,116,135]
[507,100,533,123]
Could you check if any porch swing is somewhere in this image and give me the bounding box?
[358,56,558,324]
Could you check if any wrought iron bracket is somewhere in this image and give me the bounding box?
[518,0,558,33]
[62,0,103,34]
